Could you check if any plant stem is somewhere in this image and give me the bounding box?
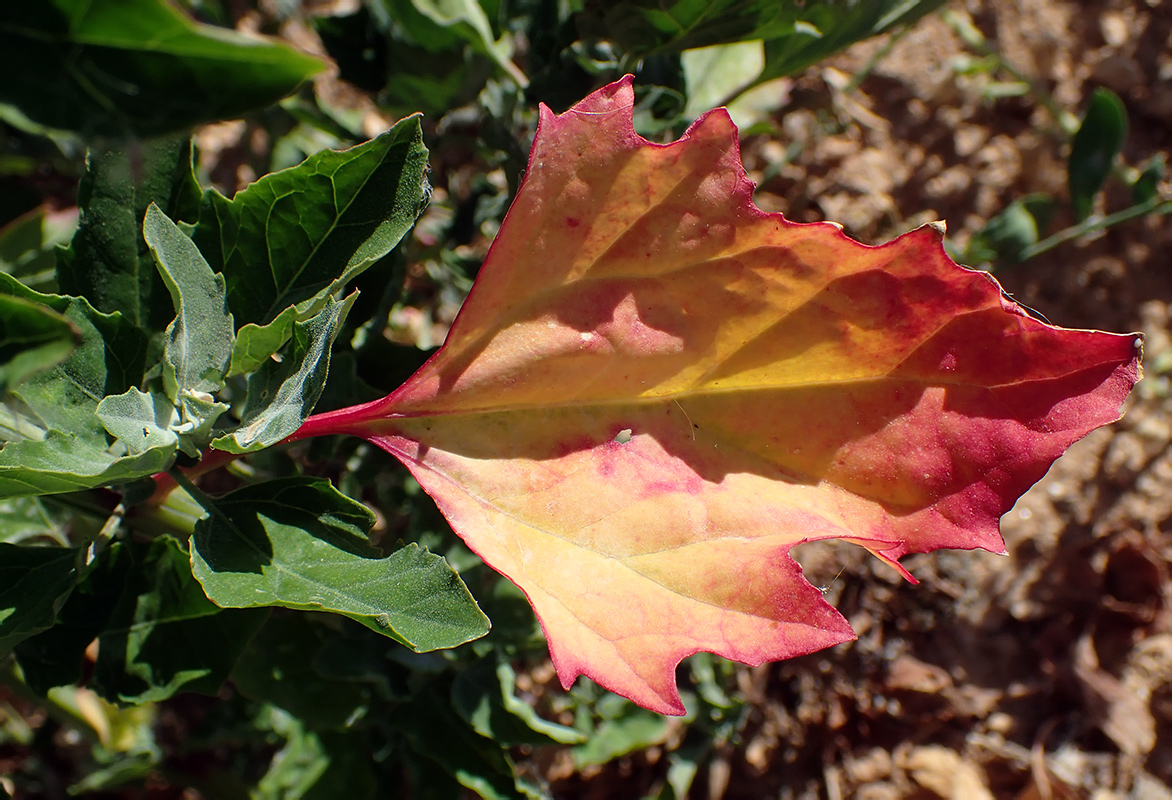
[1019,197,1172,260]
[940,8,1079,136]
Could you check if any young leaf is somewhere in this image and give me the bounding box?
[191,117,428,333]
[0,0,324,138]
[93,536,268,704]
[143,204,234,402]
[96,387,179,456]
[1069,88,1128,221]
[57,137,202,332]
[0,543,80,655]
[298,77,1143,714]
[0,275,171,498]
[212,294,356,454]
[0,496,71,546]
[190,476,490,651]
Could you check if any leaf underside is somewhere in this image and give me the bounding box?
[302,76,1142,714]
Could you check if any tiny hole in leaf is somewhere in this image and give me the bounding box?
[614,428,633,444]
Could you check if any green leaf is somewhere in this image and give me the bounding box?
[0,543,80,656]
[0,293,79,391]
[57,136,201,331]
[0,0,325,138]
[213,294,356,454]
[93,536,268,704]
[571,694,672,769]
[395,688,529,800]
[13,539,133,693]
[1069,88,1128,221]
[963,193,1055,267]
[578,0,944,70]
[758,0,946,85]
[143,204,234,401]
[252,707,377,800]
[232,615,368,730]
[228,308,298,377]
[1131,153,1165,205]
[383,0,525,86]
[191,116,428,330]
[96,387,179,456]
[191,477,489,651]
[681,41,765,119]
[0,275,170,499]
[452,656,586,747]
[0,496,72,546]
[0,206,78,290]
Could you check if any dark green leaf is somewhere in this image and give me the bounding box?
[0,543,80,656]
[57,136,201,331]
[143,204,234,401]
[192,116,429,331]
[0,0,324,138]
[759,0,946,85]
[13,539,133,693]
[1132,154,1165,205]
[213,294,356,454]
[0,293,79,391]
[571,694,671,768]
[1069,88,1128,221]
[94,536,267,704]
[0,274,166,499]
[395,688,528,800]
[963,193,1054,267]
[232,614,368,730]
[452,656,585,747]
[191,477,489,650]
[253,709,377,800]
[578,0,945,78]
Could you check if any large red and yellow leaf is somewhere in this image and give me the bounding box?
[298,77,1141,714]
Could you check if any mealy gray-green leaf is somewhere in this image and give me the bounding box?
[56,136,201,332]
[190,476,489,651]
[0,274,171,498]
[96,387,179,456]
[143,204,234,402]
[93,536,268,704]
[213,294,355,454]
[191,116,428,333]
[0,293,79,391]
[0,543,80,656]
[0,0,324,138]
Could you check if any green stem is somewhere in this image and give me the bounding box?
[1019,197,1172,260]
[940,8,1078,136]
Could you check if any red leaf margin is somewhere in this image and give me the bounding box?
[294,76,1143,713]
